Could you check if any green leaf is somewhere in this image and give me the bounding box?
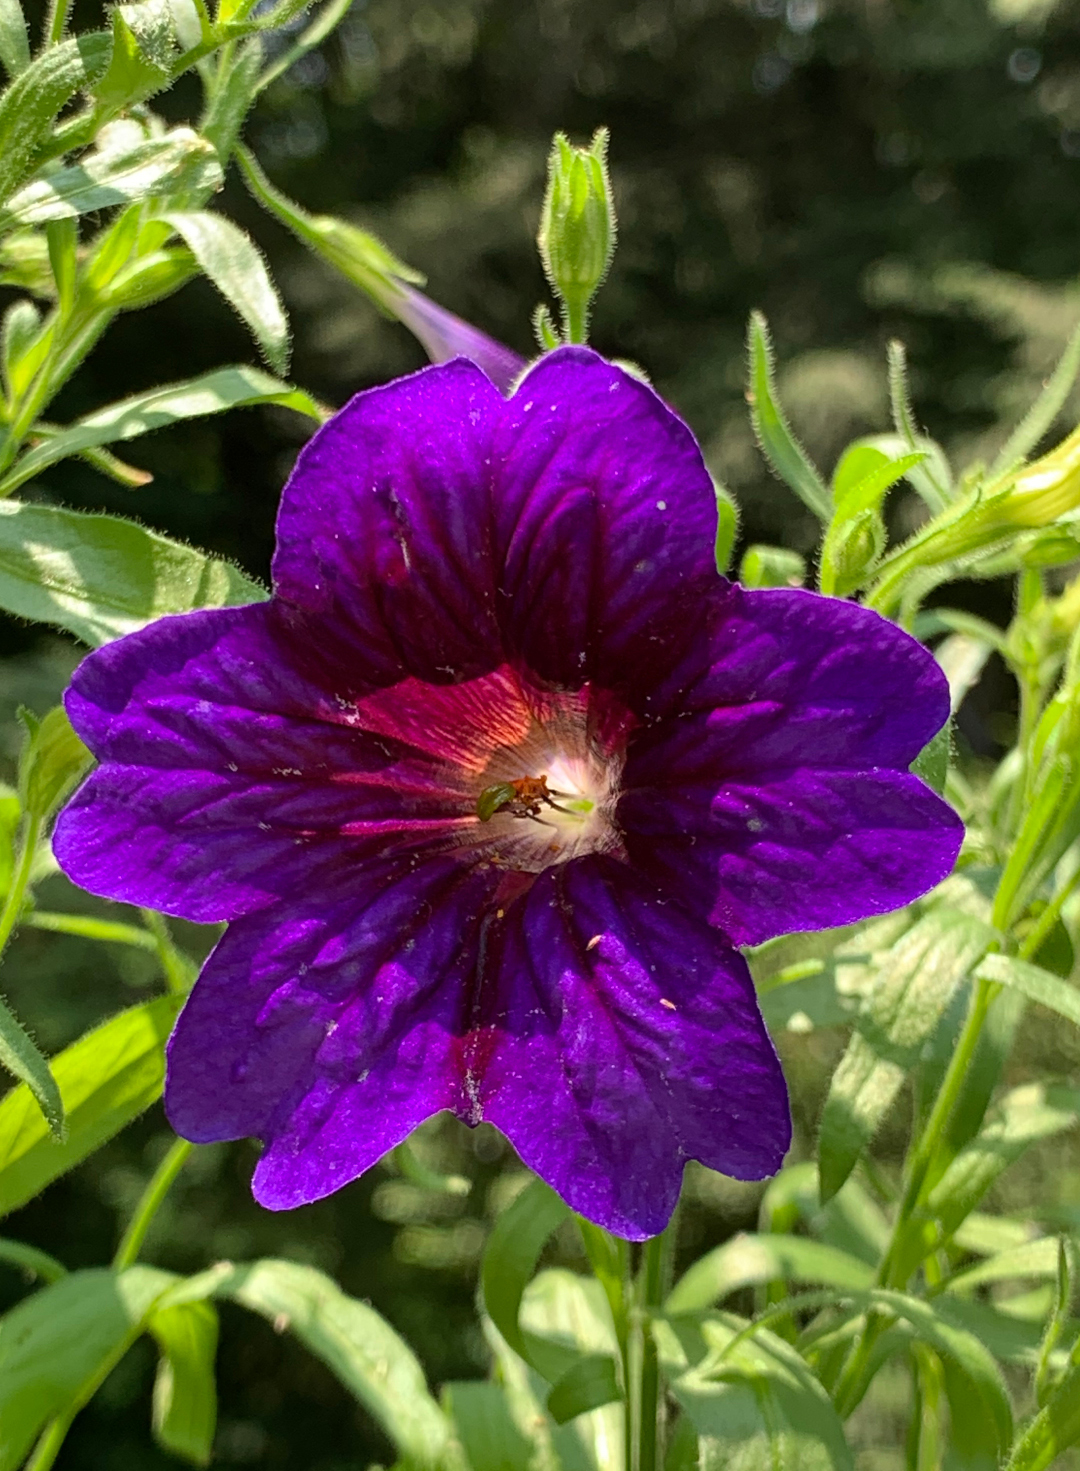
[18,705,90,821]
[886,340,952,513]
[147,1299,218,1467]
[198,39,261,161]
[655,1311,854,1471]
[1004,1347,1080,1471]
[217,1259,462,1470]
[738,543,806,589]
[870,1289,1014,1458]
[0,997,63,1141]
[1,297,44,400]
[990,318,1080,478]
[910,720,951,796]
[944,1237,1061,1293]
[0,0,28,78]
[546,1353,622,1426]
[516,1269,624,1457]
[443,1381,533,1471]
[481,1176,572,1374]
[666,1234,873,1317]
[926,1081,1080,1240]
[92,0,176,115]
[0,33,112,209]
[746,311,831,521]
[975,952,1080,1028]
[2,363,320,496]
[0,1264,174,1471]
[0,995,180,1216]
[0,1236,65,1283]
[0,128,222,233]
[818,908,996,1202]
[713,478,739,575]
[0,498,266,647]
[164,211,289,374]
[831,445,927,519]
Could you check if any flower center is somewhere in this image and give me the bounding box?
[465,722,625,874]
[349,664,631,875]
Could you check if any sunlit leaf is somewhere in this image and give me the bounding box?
[0,998,63,1142]
[164,211,289,373]
[0,0,28,78]
[0,499,265,647]
[0,995,180,1216]
[443,1382,533,1471]
[0,1264,174,1470]
[975,952,1080,1028]
[0,34,112,209]
[0,128,222,233]
[655,1311,854,1471]
[746,311,831,521]
[217,1259,463,1470]
[818,908,996,1201]
[667,1234,873,1317]
[1,363,319,495]
[148,1299,218,1467]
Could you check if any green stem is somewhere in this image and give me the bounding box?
[25,911,159,951]
[637,1229,672,1471]
[140,909,194,994]
[0,813,42,961]
[44,0,74,44]
[112,1137,193,1270]
[562,296,589,346]
[24,1411,75,1471]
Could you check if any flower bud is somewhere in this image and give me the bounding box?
[996,421,1080,528]
[537,128,616,345]
[826,509,886,597]
[739,544,806,589]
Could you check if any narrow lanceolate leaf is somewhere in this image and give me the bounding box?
[217,1260,463,1471]
[148,1299,218,1467]
[926,1082,1080,1240]
[0,995,180,1216]
[164,211,289,374]
[0,129,222,233]
[442,1382,533,1471]
[0,500,265,647]
[666,1234,873,1316]
[0,1265,175,1471]
[0,0,29,79]
[975,952,1080,1028]
[0,997,63,1139]
[991,319,1080,478]
[746,310,832,521]
[818,908,996,1202]
[515,1269,624,1442]
[18,705,91,821]
[1,364,321,496]
[481,1176,572,1373]
[0,34,112,207]
[1005,1342,1080,1471]
[92,0,176,116]
[943,1236,1061,1293]
[654,1311,854,1471]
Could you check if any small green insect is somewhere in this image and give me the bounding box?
[477,775,569,822]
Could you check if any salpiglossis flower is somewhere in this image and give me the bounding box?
[55,348,962,1239]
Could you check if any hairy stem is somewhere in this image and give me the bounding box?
[112,1137,194,1270]
[0,813,42,962]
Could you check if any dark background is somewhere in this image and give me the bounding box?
[6,0,1080,1465]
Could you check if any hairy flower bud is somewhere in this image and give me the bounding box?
[997,422,1080,528]
[827,509,886,596]
[537,128,616,345]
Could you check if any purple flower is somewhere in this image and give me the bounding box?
[392,284,527,394]
[54,349,962,1239]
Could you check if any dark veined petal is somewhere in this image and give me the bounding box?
[491,348,723,699]
[55,604,476,923]
[165,856,500,1205]
[273,357,505,690]
[627,768,962,948]
[622,586,963,946]
[475,857,791,1239]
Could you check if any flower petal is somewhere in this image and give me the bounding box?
[164,856,499,1208]
[621,587,963,945]
[492,348,723,698]
[626,768,962,947]
[273,358,506,689]
[475,857,790,1239]
[55,604,478,922]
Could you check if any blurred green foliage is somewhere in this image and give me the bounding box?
[8,0,1080,1465]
